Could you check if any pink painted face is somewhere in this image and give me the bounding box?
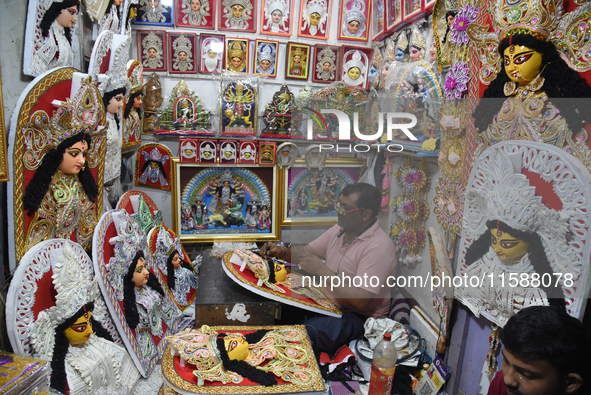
[114,0,123,5]
[107,93,124,114]
[179,51,187,61]
[260,59,270,70]
[148,48,158,58]
[132,257,149,290]
[190,0,201,11]
[171,253,182,269]
[59,140,88,175]
[271,9,282,23]
[133,95,143,108]
[56,5,78,28]
[410,46,422,61]
[347,20,360,34]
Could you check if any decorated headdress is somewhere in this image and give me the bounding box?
[344,0,366,24]
[98,33,132,96]
[384,36,397,61]
[267,0,287,14]
[240,143,256,160]
[410,25,426,50]
[155,226,184,274]
[173,34,193,60]
[306,0,327,18]
[30,242,102,361]
[318,47,336,66]
[259,45,274,63]
[106,210,148,301]
[200,141,216,159]
[143,31,163,54]
[181,140,198,159]
[228,40,247,60]
[396,31,409,52]
[234,249,284,293]
[219,169,235,184]
[220,142,237,159]
[25,74,105,162]
[344,50,367,74]
[228,0,250,8]
[292,47,305,59]
[128,60,144,96]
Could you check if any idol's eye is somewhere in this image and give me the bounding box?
[491,235,498,245]
[500,241,519,249]
[71,324,87,333]
[514,53,533,65]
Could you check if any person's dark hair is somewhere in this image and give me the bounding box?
[166,250,193,290]
[473,33,591,133]
[103,87,127,129]
[23,131,97,216]
[216,331,276,386]
[123,250,165,329]
[501,306,591,385]
[124,90,144,120]
[40,0,80,43]
[265,259,276,284]
[465,220,565,309]
[340,182,382,218]
[50,302,114,394]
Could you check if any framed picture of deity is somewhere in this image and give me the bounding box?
[220,74,258,137]
[171,158,281,242]
[403,0,423,21]
[338,0,371,42]
[298,0,332,40]
[261,0,294,37]
[137,30,168,72]
[371,0,387,40]
[386,0,402,31]
[175,0,216,29]
[312,44,341,84]
[135,0,175,26]
[285,42,311,80]
[341,45,372,90]
[225,37,249,74]
[280,158,365,226]
[199,33,225,74]
[423,0,435,11]
[168,32,198,74]
[253,39,279,78]
[218,0,257,32]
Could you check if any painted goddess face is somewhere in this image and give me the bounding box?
[309,12,321,26]
[179,51,187,61]
[274,262,287,282]
[231,4,244,18]
[293,55,301,63]
[114,0,123,5]
[347,20,360,34]
[56,5,78,28]
[59,141,87,175]
[148,48,158,58]
[172,253,182,269]
[410,46,422,62]
[132,257,150,289]
[260,59,271,70]
[396,49,406,62]
[107,93,125,114]
[491,228,530,263]
[64,311,94,346]
[207,49,218,58]
[271,9,282,23]
[231,57,243,68]
[348,66,361,80]
[224,335,249,361]
[191,0,201,11]
[503,44,543,86]
[133,94,143,108]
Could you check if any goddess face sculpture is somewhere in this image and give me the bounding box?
[56,5,79,27]
[64,311,93,346]
[107,93,125,114]
[490,227,530,263]
[181,0,210,26]
[132,257,150,289]
[503,45,543,87]
[59,141,88,175]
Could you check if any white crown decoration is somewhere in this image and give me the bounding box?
[181,140,197,158]
[267,0,287,15]
[318,47,336,64]
[344,0,366,24]
[30,242,101,361]
[307,0,327,17]
[240,143,256,159]
[344,51,367,73]
[200,141,216,159]
[143,31,164,54]
[221,142,237,159]
[219,169,235,184]
[155,226,184,275]
[106,210,148,301]
[100,34,133,96]
[259,45,274,62]
[173,34,193,60]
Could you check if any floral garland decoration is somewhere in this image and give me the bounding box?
[450,6,478,46]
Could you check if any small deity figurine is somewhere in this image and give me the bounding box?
[182,202,196,231]
[208,171,244,214]
[223,81,256,130]
[307,170,337,213]
[245,198,260,228]
[315,47,337,82]
[142,32,165,70]
[155,227,199,307]
[223,196,246,226]
[409,25,425,62]
[172,34,194,72]
[301,0,328,37]
[143,73,164,112]
[342,50,367,87]
[255,44,276,76]
[26,242,140,395]
[181,0,211,26]
[221,0,254,29]
[123,61,144,147]
[262,85,297,135]
[139,0,170,22]
[341,0,367,38]
[28,0,79,76]
[296,187,309,214]
[22,76,104,254]
[258,203,271,231]
[139,148,170,187]
[263,0,289,34]
[192,198,207,228]
[168,325,314,386]
[288,47,305,76]
[395,31,409,63]
[226,40,248,73]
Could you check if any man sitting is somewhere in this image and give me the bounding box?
[261,182,397,355]
[488,305,590,395]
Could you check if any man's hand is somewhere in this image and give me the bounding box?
[299,253,333,277]
[260,242,285,259]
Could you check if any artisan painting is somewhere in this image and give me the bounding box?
[171,159,281,242]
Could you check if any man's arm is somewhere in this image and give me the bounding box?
[259,242,309,263]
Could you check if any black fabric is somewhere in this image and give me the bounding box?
[303,309,367,358]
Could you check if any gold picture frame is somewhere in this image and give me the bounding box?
[280,158,366,226]
[0,64,9,182]
[171,158,282,243]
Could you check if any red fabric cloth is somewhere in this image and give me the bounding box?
[307,220,397,318]
[488,371,508,395]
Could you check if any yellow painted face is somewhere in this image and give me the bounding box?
[64,311,94,346]
[491,228,530,263]
[348,67,361,80]
[224,335,250,360]
[309,12,320,26]
[231,4,244,18]
[503,45,543,86]
[274,262,287,282]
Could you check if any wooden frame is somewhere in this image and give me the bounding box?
[168,31,198,74]
[199,33,225,73]
[175,0,216,29]
[0,65,8,182]
[218,0,257,32]
[280,158,365,226]
[386,0,402,31]
[297,0,332,40]
[253,39,279,78]
[337,0,371,42]
[285,42,311,80]
[171,158,281,242]
[261,0,294,36]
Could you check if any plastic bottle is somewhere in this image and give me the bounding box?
[368,333,398,395]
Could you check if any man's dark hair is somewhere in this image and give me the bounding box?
[340,182,381,218]
[501,306,591,383]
